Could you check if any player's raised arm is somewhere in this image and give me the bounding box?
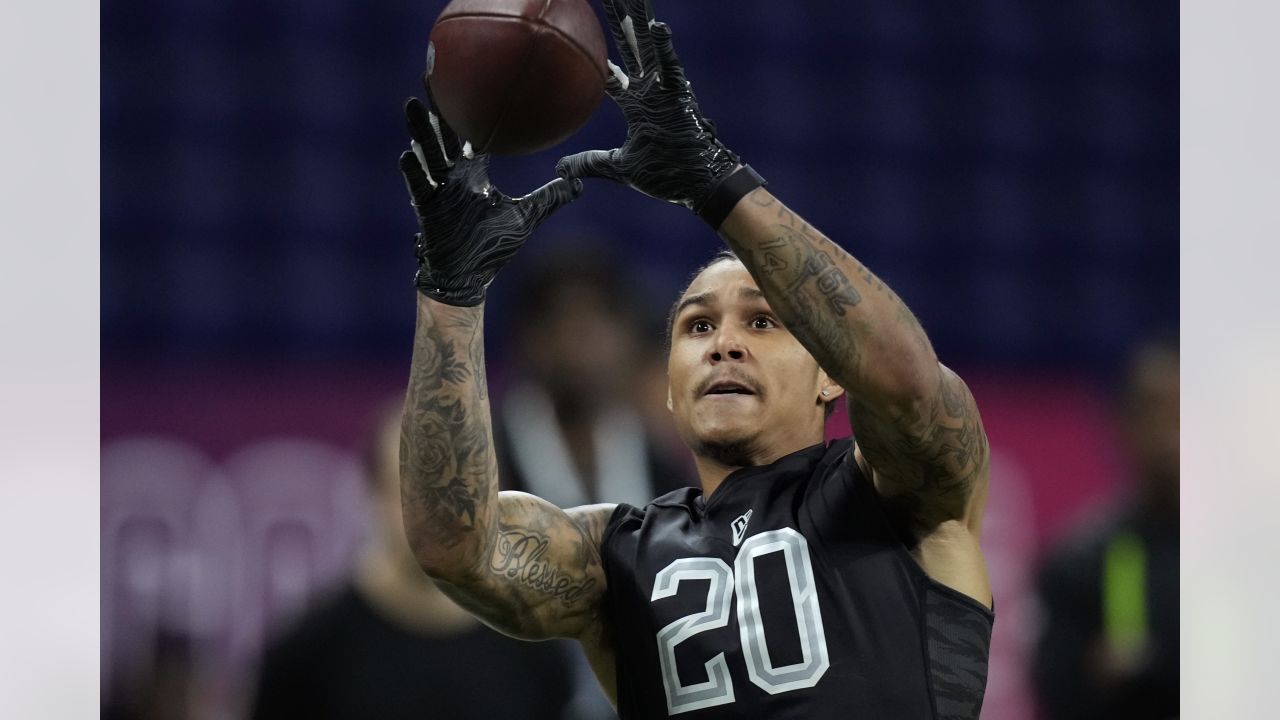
[396,86,617,650]
[717,195,990,534]
[556,0,989,539]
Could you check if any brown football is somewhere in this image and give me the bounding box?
[427,0,608,155]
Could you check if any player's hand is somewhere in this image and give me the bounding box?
[555,0,741,214]
[400,89,582,307]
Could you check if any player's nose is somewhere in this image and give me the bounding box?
[707,328,748,364]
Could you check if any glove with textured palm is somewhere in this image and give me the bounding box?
[400,91,582,307]
[555,0,762,227]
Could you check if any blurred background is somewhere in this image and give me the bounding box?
[102,0,1178,718]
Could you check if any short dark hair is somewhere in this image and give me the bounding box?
[665,249,839,420]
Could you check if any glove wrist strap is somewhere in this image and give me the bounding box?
[418,285,484,308]
[696,164,767,230]
[414,265,486,307]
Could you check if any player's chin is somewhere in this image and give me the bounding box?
[692,423,764,468]
[691,413,762,449]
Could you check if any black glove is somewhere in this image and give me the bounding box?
[555,0,763,227]
[400,89,582,307]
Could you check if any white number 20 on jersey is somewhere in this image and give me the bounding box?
[650,528,830,715]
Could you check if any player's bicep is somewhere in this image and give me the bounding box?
[849,363,990,534]
[434,491,614,641]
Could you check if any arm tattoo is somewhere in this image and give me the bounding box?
[490,527,598,605]
[726,220,874,383]
[484,497,607,607]
[440,497,612,640]
[400,303,495,556]
[723,190,988,527]
[768,229,862,314]
[401,303,612,639]
[851,367,990,530]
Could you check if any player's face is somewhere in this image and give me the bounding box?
[667,260,837,465]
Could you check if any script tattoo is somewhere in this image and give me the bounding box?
[490,528,598,605]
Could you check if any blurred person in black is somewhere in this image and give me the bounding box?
[394,0,994,716]
[103,632,205,720]
[496,247,694,510]
[250,404,573,720]
[497,249,693,719]
[1032,337,1179,720]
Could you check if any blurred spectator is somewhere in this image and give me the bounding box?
[629,323,696,474]
[1032,337,1179,720]
[494,247,694,720]
[495,246,694,509]
[250,403,575,720]
[103,632,207,720]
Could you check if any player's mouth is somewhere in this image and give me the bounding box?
[700,378,760,399]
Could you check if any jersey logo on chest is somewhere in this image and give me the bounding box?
[730,509,753,547]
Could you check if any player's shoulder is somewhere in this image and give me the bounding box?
[822,436,857,473]
[650,485,704,509]
[606,486,701,526]
[783,436,861,492]
[745,437,861,508]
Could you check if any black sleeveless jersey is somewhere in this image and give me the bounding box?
[599,439,993,719]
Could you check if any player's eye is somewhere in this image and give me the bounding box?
[689,319,713,334]
[751,315,776,330]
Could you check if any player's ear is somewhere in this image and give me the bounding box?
[816,369,845,404]
[666,385,673,413]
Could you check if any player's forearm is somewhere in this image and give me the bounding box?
[400,294,498,578]
[719,188,939,407]
[721,190,991,528]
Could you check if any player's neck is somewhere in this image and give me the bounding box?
[693,442,811,498]
[696,460,733,498]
